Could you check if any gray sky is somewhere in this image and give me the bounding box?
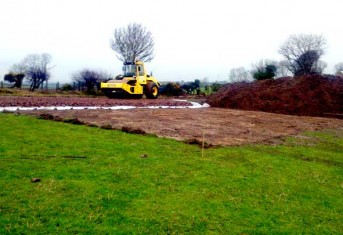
[1,0,342,83]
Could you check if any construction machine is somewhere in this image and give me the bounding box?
[101,61,160,99]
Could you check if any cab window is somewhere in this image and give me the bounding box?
[138,65,144,76]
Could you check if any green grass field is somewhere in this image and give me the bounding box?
[0,113,342,234]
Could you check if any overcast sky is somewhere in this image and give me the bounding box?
[1,0,342,83]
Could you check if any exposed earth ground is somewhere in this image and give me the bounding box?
[1,96,342,146]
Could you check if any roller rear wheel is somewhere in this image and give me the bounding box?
[146,82,159,99]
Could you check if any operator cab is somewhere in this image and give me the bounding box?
[123,61,145,77]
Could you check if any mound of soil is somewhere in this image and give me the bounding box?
[207,75,343,117]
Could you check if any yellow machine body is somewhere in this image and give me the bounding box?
[101,61,160,99]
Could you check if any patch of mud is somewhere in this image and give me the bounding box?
[19,108,343,146]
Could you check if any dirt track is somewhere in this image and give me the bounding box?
[19,107,343,146]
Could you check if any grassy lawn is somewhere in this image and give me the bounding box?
[0,113,342,234]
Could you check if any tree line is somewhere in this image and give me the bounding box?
[230,34,343,83]
[3,23,343,94]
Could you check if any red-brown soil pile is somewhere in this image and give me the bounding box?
[207,75,343,117]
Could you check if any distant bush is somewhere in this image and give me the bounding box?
[253,64,277,81]
[72,69,110,94]
[4,73,25,88]
[210,83,223,93]
[180,79,201,94]
[61,83,73,91]
[159,83,184,96]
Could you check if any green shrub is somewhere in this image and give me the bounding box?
[160,82,184,96]
[61,83,73,91]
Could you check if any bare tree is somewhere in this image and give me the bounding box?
[110,23,154,63]
[15,53,52,91]
[10,63,26,74]
[72,69,110,94]
[277,60,292,77]
[279,34,326,76]
[229,67,251,83]
[334,62,343,73]
[313,60,327,74]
